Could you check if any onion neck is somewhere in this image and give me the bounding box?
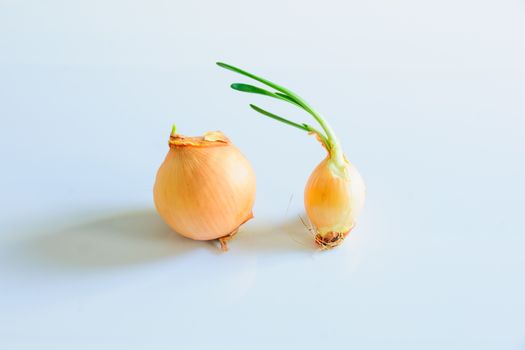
[326,140,347,178]
[321,122,346,171]
[293,100,346,176]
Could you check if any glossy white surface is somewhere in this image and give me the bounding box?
[1,1,524,349]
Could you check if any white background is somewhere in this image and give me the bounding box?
[1,1,524,349]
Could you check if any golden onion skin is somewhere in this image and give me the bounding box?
[153,131,256,244]
[304,157,366,248]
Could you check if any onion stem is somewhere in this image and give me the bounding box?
[217,62,346,170]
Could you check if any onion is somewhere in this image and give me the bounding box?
[153,128,256,250]
[304,157,366,248]
[218,62,366,249]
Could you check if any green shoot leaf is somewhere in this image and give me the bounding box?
[231,83,279,98]
[275,92,302,107]
[231,83,303,108]
[249,104,330,147]
[249,104,309,132]
[217,62,296,97]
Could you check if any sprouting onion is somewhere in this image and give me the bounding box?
[217,62,366,249]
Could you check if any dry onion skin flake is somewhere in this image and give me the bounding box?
[153,126,256,251]
[217,62,365,249]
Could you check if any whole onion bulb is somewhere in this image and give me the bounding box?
[304,157,366,249]
[153,129,256,250]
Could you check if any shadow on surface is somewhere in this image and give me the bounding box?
[22,209,317,270]
[24,209,217,269]
[233,217,316,253]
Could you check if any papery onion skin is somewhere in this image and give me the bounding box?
[153,131,256,243]
[304,157,366,249]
